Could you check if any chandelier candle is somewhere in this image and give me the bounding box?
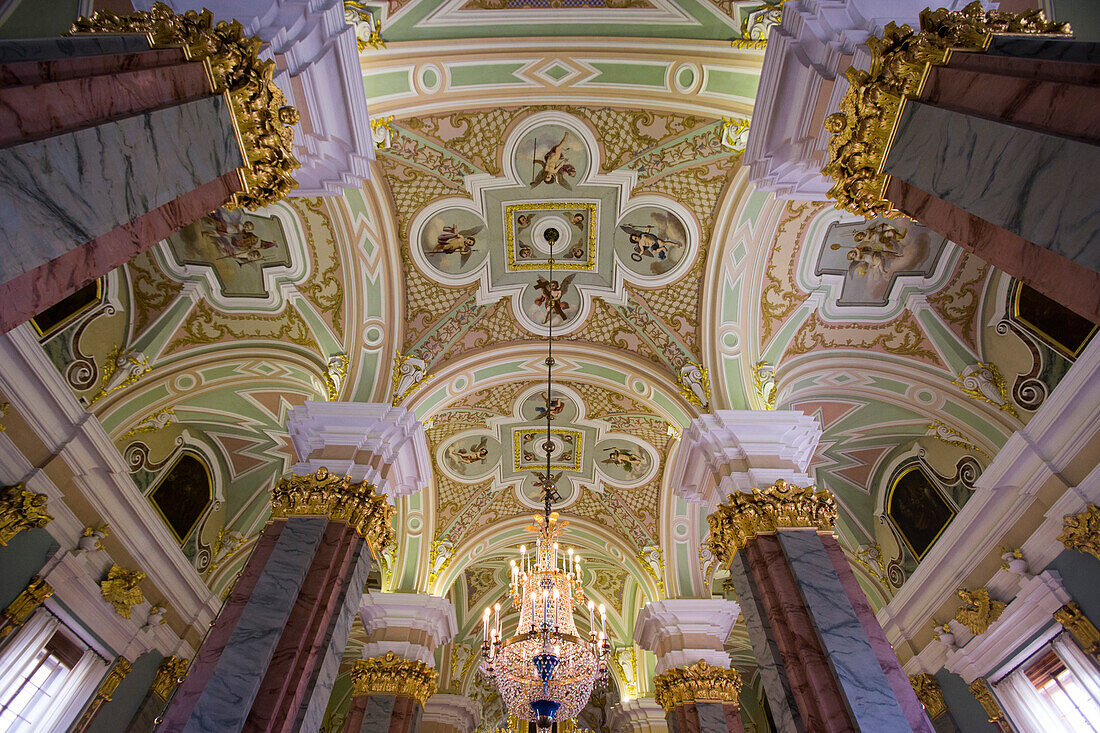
[480,228,611,730]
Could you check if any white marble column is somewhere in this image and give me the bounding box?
[664,410,819,509]
[421,694,480,733]
[287,402,431,501]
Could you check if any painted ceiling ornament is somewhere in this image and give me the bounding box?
[0,483,52,546]
[926,420,989,458]
[953,587,1006,636]
[653,659,743,710]
[392,351,429,404]
[371,116,395,149]
[100,564,146,619]
[731,1,782,48]
[120,408,175,440]
[706,480,837,565]
[821,1,1070,218]
[87,346,151,406]
[1058,505,1100,561]
[407,112,700,337]
[677,361,710,409]
[345,1,385,50]
[952,362,1018,418]
[72,2,302,209]
[325,354,349,401]
[752,360,776,410]
[909,673,946,720]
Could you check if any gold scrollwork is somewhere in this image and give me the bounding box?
[967,678,1008,727]
[1054,602,1100,659]
[270,467,395,557]
[821,1,1070,219]
[910,673,946,719]
[72,657,133,733]
[654,660,742,711]
[151,656,190,701]
[0,577,53,638]
[100,564,146,619]
[351,651,438,707]
[71,2,300,210]
[1059,505,1100,561]
[0,483,52,546]
[953,587,1006,636]
[705,480,837,565]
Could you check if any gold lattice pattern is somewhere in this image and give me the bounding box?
[378,157,469,239]
[571,383,648,419]
[447,382,528,415]
[562,106,705,173]
[460,299,531,345]
[404,107,531,175]
[635,162,731,238]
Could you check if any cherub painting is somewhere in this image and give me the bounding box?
[830,221,908,277]
[430,224,483,266]
[448,437,489,465]
[616,208,688,276]
[207,209,278,266]
[534,274,575,324]
[535,393,566,421]
[602,447,647,475]
[530,133,577,190]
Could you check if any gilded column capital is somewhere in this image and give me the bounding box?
[909,673,946,719]
[967,678,1007,727]
[350,651,438,707]
[1059,505,1100,561]
[99,564,146,619]
[151,656,190,701]
[953,587,1006,636]
[0,576,53,638]
[705,480,836,565]
[653,660,742,711]
[821,1,1071,219]
[70,2,299,210]
[0,483,52,546]
[1055,602,1100,658]
[270,467,395,556]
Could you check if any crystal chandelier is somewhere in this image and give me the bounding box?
[480,227,611,730]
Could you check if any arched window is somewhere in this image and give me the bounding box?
[886,464,956,561]
[1010,281,1097,360]
[148,452,213,544]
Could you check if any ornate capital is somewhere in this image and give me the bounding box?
[653,660,742,711]
[0,576,52,638]
[270,467,395,556]
[99,564,145,619]
[151,656,190,701]
[350,652,438,707]
[705,480,836,564]
[909,673,946,719]
[70,2,299,210]
[1055,602,1100,658]
[953,587,1006,636]
[967,678,1007,726]
[0,483,53,546]
[821,2,1071,218]
[1059,505,1100,561]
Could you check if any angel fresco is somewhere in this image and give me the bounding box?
[430,224,483,266]
[530,133,577,190]
[534,274,575,324]
[207,209,278,267]
[448,437,489,465]
[535,393,566,421]
[602,447,647,475]
[619,220,684,263]
[831,220,909,277]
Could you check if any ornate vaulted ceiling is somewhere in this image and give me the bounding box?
[24,0,1095,726]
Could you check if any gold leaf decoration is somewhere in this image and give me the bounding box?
[953,587,1006,636]
[706,480,837,565]
[1054,602,1100,659]
[1059,505,1100,561]
[654,660,742,710]
[0,484,52,546]
[909,673,946,719]
[0,577,53,638]
[100,564,146,619]
[351,651,438,707]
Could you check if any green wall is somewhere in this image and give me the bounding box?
[0,527,58,608]
[86,650,163,733]
[935,669,997,733]
[0,0,81,39]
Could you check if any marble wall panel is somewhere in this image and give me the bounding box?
[0,35,152,63]
[0,94,243,284]
[987,36,1100,63]
[359,694,397,733]
[181,517,326,733]
[884,101,1100,272]
[778,530,911,732]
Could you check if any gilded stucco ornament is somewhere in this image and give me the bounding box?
[1059,505,1100,561]
[350,652,438,707]
[821,1,1071,218]
[909,673,946,719]
[100,564,146,619]
[151,656,190,701]
[967,678,1007,726]
[705,480,837,565]
[269,467,395,556]
[0,577,53,638]
[71,2,300,210]
[953,587,1006,636]
[73,657,133,732]
[654,660,743,711]
[1054,602,1100,659]
[0,483,52,546]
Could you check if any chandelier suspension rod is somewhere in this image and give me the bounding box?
[544,231,554,521]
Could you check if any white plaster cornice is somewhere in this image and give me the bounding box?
[0,327,218,650]
[287,401,431,500]
[359,591,458,666]
[423,693,481,733]
[608,697,668,733]
[664,409,820,507]
[633,599,740,674]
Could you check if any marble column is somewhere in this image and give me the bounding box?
[159,468,394,733]
[0,5,298,333]
[708,482,934,733]
[421,694,480,733]
[123,656,189,733]
[341,591,457,733]
[608,698,668,733]
[634,599,744,732]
